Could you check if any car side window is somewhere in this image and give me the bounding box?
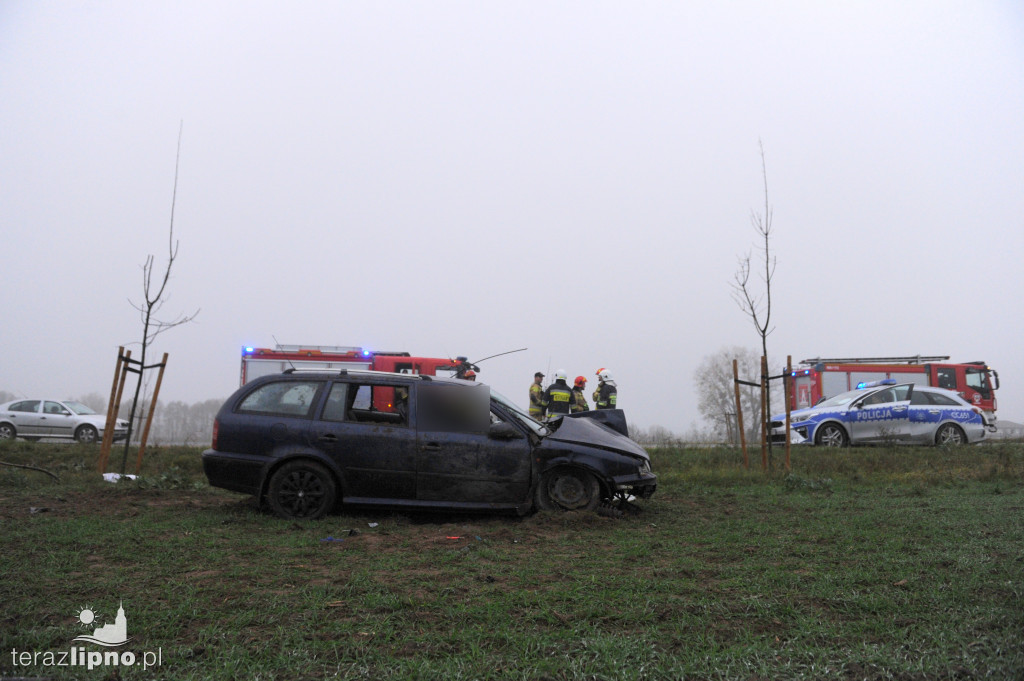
[926,392,960,406]
[237,381,322,417]
[861,389,895,406]
[345,383,408,427]
[10,401,39,413]
[44,401,66,415]
[321,383,349,422]
[910,391,930,405]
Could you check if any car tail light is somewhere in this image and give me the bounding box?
[211,419,219,449]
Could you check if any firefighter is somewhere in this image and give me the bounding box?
[529,371,545,420]
[593,368,618,410]
[571,376,590,413]
[543,370,574,420]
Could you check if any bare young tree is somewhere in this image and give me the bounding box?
[731,140,777,454]
[119,127,199,473]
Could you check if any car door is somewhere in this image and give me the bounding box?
[8,400,45,436]
[310,381,417,502]
[414,383,531,505]
[906,389,942,443]
[848,385,911,443]
[43,401,75,439]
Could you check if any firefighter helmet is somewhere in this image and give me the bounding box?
[463,369,476,380]
[574,376,587,388]
[554,369,568,382]
[598,369,613,382]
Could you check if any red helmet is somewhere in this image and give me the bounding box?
[574,375,587,388]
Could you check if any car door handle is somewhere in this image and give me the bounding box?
[421,443,441,451]
[892,407,907,413]
[317,433,338,443]
[929,409,941,415]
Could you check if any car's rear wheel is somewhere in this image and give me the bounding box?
[267,460,337,520]
[935,423,966,446]
[535,467,601,512]
[0,423,16,440]
[75,425,98,444]
[815,423,849,447]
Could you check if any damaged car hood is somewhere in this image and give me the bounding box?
[543,416,649,461]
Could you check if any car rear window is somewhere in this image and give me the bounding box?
[237,381,322,417]
[925,391,960,406]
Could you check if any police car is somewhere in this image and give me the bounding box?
[771,380,989,447]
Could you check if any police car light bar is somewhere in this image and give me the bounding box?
[856,379,898,389]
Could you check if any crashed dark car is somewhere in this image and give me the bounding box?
[202,370,656,519]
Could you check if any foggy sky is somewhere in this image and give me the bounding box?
[2,1,1023,433]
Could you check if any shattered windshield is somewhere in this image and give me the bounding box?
[490,388,548,437]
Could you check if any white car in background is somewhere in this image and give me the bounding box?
[0,399,128,443]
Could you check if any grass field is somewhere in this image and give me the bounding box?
[1,440,1022,680]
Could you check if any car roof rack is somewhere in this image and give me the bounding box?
[282,367,348,376]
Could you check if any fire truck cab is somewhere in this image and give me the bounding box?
[790,356,999,424]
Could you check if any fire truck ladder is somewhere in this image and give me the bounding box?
[800,355,950,365]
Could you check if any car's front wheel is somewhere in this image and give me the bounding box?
[75,425,99,444]
[815,423,849,447]
[935,423,966,446]
[267,460,337,520]
[0,423,16,440]
[535,467,601,512]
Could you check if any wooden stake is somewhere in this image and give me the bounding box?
[760,355,768,472]
[135,353,168,474]
[98,350,131,473]
[785,355,792,471]
[98,347,125,472]
[733,358,748,469]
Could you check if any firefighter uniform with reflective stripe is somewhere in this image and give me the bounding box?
[529,381,545,420]
[543,380,574,418]
[571,387,589,413]
[594,382,617,410]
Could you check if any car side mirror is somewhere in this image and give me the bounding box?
[488,421,523,440]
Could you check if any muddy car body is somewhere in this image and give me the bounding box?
[202,371,656,519]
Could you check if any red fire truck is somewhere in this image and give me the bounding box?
[789,356,1000,421]
[240,345,475,386]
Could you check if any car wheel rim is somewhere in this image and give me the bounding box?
[938,426,962,445]
[820,427,843,447]
[77,428,97,443]
[547,472,590,510]
[277,470,327,517]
